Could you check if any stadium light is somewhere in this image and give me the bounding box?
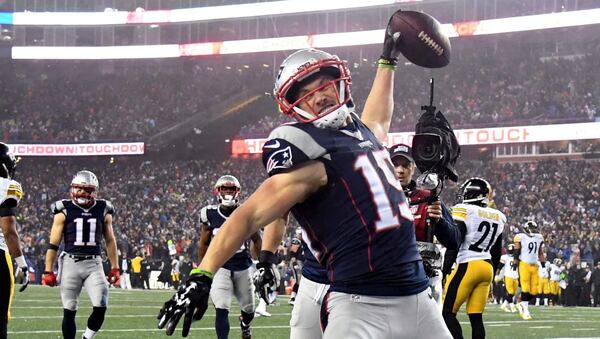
[10,9,600,60]
[2,0,421,26]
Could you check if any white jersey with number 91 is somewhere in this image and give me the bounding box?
[514,233,544,264]
[451,203,506,264]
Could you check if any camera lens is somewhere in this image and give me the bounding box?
[416,143,439,161]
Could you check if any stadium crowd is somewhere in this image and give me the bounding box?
[11,156,600,305]
[239,53,599,137]
[1,51,598,143]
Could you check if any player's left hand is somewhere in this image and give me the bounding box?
[107,267,120,285]
[157,270,212,337]
[14,256,29,292]
[381,9,404,64]
[427,201,443,222]
[16,266,29,292]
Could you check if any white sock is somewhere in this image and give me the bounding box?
[522,301,529,311]
[256,299,266,312]
[83,328,97,339]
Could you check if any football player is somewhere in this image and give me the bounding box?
[536,260,550,306]
[548,258,564,306]
[43,170,120,339]
[0,142,28,339]
[287,234,302,305]
[514,220,544,320]
[198,175,262,339]
[158,14,453,337]
[442,178,506,339]
[389,143,461,305]
[496,244,519,313]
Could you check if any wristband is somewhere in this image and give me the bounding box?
[377,58,398,70]
[14,255,27,267]
[47,243,59,251]
[190,268,214,279]
[258,250,278,265]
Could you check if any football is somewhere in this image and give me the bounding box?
[390,10,451,68]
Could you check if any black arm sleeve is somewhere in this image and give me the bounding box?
[441,220,466,276]
[490,236,503,272]
[0,206,16,217]
[433,202,462,250]
[442,249,457,276]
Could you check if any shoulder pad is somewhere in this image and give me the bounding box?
[262,124,327,176]
[199,206,212,224]
[51,200,68,215]
[451,204,468,222]
[0,179,23,208]
[103,200,115,216]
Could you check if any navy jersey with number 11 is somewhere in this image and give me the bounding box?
[262,114,428,296]
[51,199,114,255]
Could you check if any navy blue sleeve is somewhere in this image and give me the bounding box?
[433,202,461,250]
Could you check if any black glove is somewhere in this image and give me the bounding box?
[253,250,281,305]
[157,270,212,337]
[380,9,404,66]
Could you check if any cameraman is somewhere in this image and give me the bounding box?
[389,143,461,305]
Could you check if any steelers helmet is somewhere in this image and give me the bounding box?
[523,220,539,236]
[214,175,241,207]
[507,243,516,255]
[0,142,17,179]
[458,177,492,207]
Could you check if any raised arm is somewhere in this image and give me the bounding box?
[361,67,395,142]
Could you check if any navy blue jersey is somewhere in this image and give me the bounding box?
[301,240,330,284]
[262,114,428,296]
[52,199,114,256]
[200,204,252,271]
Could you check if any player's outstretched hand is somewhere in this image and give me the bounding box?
[253,250,281,305]
[42,271,57,287]
[380,9,403,65]
[157,269,212,337]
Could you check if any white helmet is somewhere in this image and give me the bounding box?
[273,48,354,129]
[214,175,241,207]
[71,170,99,207]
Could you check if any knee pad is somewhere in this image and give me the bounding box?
[87,306,107,331]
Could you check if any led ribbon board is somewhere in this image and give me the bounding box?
[11,9,600,60]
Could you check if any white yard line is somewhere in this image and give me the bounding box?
[9,325,291,334]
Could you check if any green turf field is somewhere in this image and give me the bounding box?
[8,285,600,338]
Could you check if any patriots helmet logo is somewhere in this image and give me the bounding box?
[266,146,293,173]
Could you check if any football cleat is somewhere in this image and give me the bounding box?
[500,303,511,313]
[510,304,517,313]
